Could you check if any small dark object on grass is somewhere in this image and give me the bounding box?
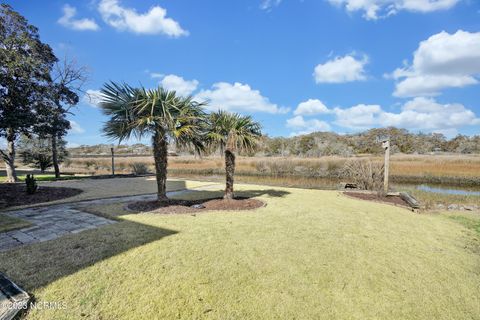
[25,174,38,195]
[191,204,206,209]
[399,192,421,209]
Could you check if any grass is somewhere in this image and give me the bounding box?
[443,212,480,236]
[0,214,31,233]
[5,154,479,187]
[1,183,479,319]
[0,174,89,183]
[168,173,480,208]
[60,154,480,187]
[81,203,129,220]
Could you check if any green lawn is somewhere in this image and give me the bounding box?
[0,214,31,233]
[0,184,479,319]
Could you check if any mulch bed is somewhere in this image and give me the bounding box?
[344,192,410,208]
[127,197,265,214]
[0,184,83,209]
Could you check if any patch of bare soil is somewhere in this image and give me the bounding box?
[127,197,265,214]
[0,184,83,209]
[344,192,410,207]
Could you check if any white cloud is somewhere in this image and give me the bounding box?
[260,0,282,10]
[58,4,99,31]
[328,0,460,20]
[286,115,331,136]
[392,30,480,97]
[69,120,85,134]
[158,74,199,96]
[195,82,289,114]
[333,98,480,132]
[288,96,479,136]
[83,90,103,108]
[98,0,188,37]
[334,104,383,129]
[314,54,368,83]
[294,99,331,116]
[381,97,480,130]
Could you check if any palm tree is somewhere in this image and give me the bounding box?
[207,110,262,199]
[100,82,206,201]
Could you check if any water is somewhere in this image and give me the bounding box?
[415,185,480,196]
[175,172,480,195]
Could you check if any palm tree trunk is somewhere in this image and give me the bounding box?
[224,149,235,199]
[153,130,169,201]
[219,143,224,158]
[51,134,60,178]
[4,128,18,183]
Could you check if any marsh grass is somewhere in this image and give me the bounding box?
[63,154,480,183]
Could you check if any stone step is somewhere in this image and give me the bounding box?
[0,272,30,320]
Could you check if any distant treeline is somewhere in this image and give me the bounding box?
[69,144,153,156]
[260,127,480,157]
[70,127,480,157]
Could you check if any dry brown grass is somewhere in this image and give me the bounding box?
[390,154,480,177]
[64,154,480,179]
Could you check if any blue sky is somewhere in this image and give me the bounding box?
[6,0,480,146]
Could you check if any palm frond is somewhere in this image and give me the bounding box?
[99,81,208,148]
[206,110,262,153]
[99,82,140,142]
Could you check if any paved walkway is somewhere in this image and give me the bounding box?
[0,186,221,252]
[0,206,116,252]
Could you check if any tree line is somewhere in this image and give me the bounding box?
[0,4,87,182]
[66,127,480,158]
[261,128,480,157]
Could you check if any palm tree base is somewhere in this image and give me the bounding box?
[223,193,234,200]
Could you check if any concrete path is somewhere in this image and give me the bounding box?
[0,185,221,252]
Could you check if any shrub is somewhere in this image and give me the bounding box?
[63,158,72,167]
[130,162,150,175]
[21,151,53,173]
[342,159,384,191]
[84,160,96,169]
[255,161,269,173]
[25,174,38,194]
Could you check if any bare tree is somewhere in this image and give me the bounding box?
[35,56,88,178]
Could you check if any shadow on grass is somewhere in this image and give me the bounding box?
[170,189,291,202]
[81,188,291,219]
[0,183,288,293]
[0,220,177,292]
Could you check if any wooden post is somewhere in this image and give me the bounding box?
[111,147,115,176]
[382,139,390,193]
